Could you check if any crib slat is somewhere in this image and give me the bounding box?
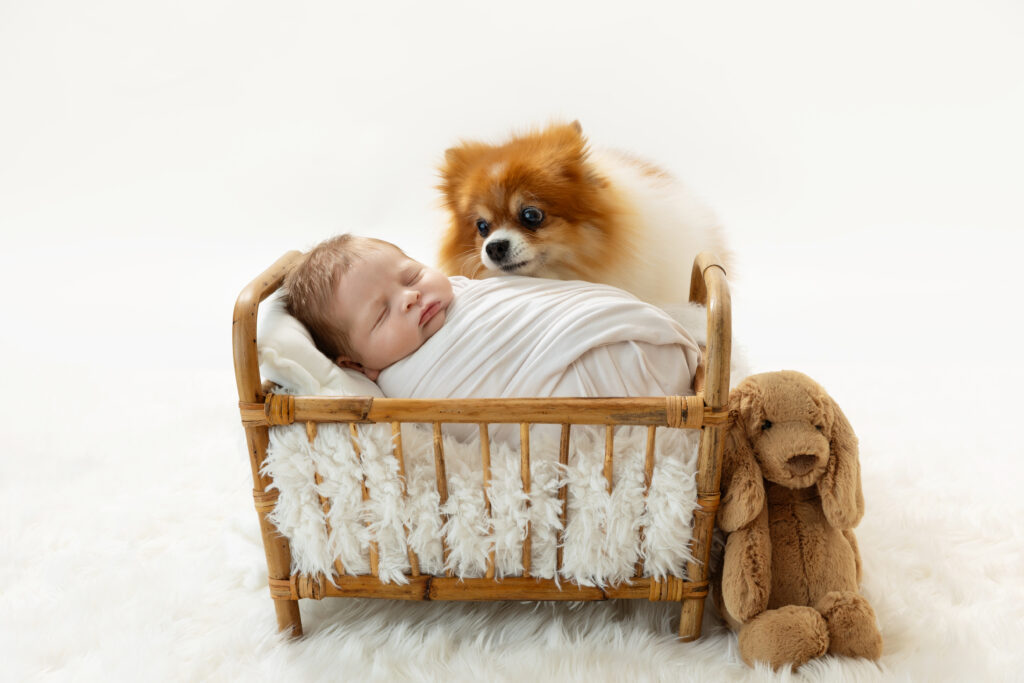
[313,471,346,576]
[635,425,658,578]
[350,424,379,577]
[391,422,421,577]
[433,422,451,577]
[604,425,615,492]
[480,424,496,579]
[309,423,346,577]
[520,423,531,578]
[557,423,570,572]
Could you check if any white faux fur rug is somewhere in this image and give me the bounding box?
[4,366,1023,682]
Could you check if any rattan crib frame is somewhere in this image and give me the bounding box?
[232,251,731,641]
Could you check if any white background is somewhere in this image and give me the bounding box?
[2,0,1022,679]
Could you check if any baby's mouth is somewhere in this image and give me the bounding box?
[419,301,441,326]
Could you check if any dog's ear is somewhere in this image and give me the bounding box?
[442,145,469,170]
[817,396,864,529]
[439,142,488,194]
[548,121,598,186]
[437,142,485,277]
[718,384,766,532]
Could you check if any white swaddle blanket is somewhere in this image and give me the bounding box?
[378,276,702,411]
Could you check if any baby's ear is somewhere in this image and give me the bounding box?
[336,356,380,382]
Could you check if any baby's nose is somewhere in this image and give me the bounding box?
[403,289,420,310]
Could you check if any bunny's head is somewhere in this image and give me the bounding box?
[717,371,864,532]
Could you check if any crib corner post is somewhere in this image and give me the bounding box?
[679,251,731,642]
[234,250,306,638]
[678,421,726,642]
[246,423,304,638]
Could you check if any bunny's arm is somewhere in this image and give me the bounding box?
[721,506,772,622]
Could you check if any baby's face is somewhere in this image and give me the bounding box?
[332,247,453,377]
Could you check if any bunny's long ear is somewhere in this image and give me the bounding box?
[718,388,766,532]
[818,397,864,529]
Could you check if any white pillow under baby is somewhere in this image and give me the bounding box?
[258,295,385,398]
[257,295,702,585]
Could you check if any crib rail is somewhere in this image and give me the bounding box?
[239,395,730,428]
[233,249,731,641]
[268,574,708,602]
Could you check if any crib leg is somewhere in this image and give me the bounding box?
[679,597,704,642]
[274,598,303,637]
[258,507,303,638]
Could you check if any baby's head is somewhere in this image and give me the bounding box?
[283,234,454,381]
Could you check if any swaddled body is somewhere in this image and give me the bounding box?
[378,275,701,404]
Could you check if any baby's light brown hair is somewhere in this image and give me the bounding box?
[282,234,404,362]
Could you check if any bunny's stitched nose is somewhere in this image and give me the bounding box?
[786,454,818,476]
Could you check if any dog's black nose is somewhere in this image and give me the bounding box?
[485,239,510,263]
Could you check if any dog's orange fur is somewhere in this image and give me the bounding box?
[437,121,730,305]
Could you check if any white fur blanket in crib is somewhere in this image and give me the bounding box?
[257,284,704,586]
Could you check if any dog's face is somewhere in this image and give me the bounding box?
[437,122,617,280]
[735,374,835,489]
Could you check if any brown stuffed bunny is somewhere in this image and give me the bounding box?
[713,371,883,670]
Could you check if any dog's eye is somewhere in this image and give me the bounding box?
[519,206,544,228]
[815,424,824,431]
[476,219,490,237]
[761,420,772,431]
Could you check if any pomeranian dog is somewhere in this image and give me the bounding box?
[437,121,731,306]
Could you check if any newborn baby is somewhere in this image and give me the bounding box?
[284,234,701,410]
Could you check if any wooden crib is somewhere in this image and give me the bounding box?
[232,251,731,641]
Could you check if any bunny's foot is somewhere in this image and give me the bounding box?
[738,605,829,670]
[816,591,883,660]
